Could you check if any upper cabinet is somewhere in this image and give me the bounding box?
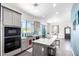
[12,11,21,26]
[3,7,13,26]
[3,7,21,27]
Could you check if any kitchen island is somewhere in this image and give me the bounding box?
[32,37,57,56]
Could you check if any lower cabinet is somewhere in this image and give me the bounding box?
[21,37,33,51]
[28,37,33,47]
[21,39,28,51]
[33,43,48,56]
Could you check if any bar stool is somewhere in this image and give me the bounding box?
[55,39,60,48]
[47,41,56,56]
[47,39,60,56]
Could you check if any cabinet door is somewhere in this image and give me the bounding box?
[21,39,28,51]
[28,37,33,47]
[33,44,40,56]
[17,13,21,27]
[12,12,21,27]
[3,8,13,25]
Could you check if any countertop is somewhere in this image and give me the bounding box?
[32,36,57,46]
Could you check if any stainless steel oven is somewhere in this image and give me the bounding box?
[4,27,21,53]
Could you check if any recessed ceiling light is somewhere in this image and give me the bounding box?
[56,12,59,15]
[47,17,60,23]
[53,3,56,8]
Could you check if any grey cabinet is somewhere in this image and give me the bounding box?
[3,7,21,27]
[33,43,47,56]
[21,39,28,51]
[3,8,13,25]
[21,37,33,51]
[12,12,21,26]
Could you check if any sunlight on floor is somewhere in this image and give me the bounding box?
[64,41,72,51]
[27,48,32,53]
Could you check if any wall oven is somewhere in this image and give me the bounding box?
[4,27,21,53]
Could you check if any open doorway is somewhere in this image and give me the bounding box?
[52,25,59,38]
[64,26,71,41]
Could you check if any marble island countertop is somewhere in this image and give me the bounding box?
[32,36,57,46]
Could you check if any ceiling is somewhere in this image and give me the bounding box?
[8,3,73,19]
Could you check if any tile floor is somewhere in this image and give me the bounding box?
[17,39,73,56]
[56,39,73,56]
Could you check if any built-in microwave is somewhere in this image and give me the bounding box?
[4,27,21,53]
[4,27,21,37]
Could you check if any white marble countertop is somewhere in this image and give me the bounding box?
[32,36,57,46]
